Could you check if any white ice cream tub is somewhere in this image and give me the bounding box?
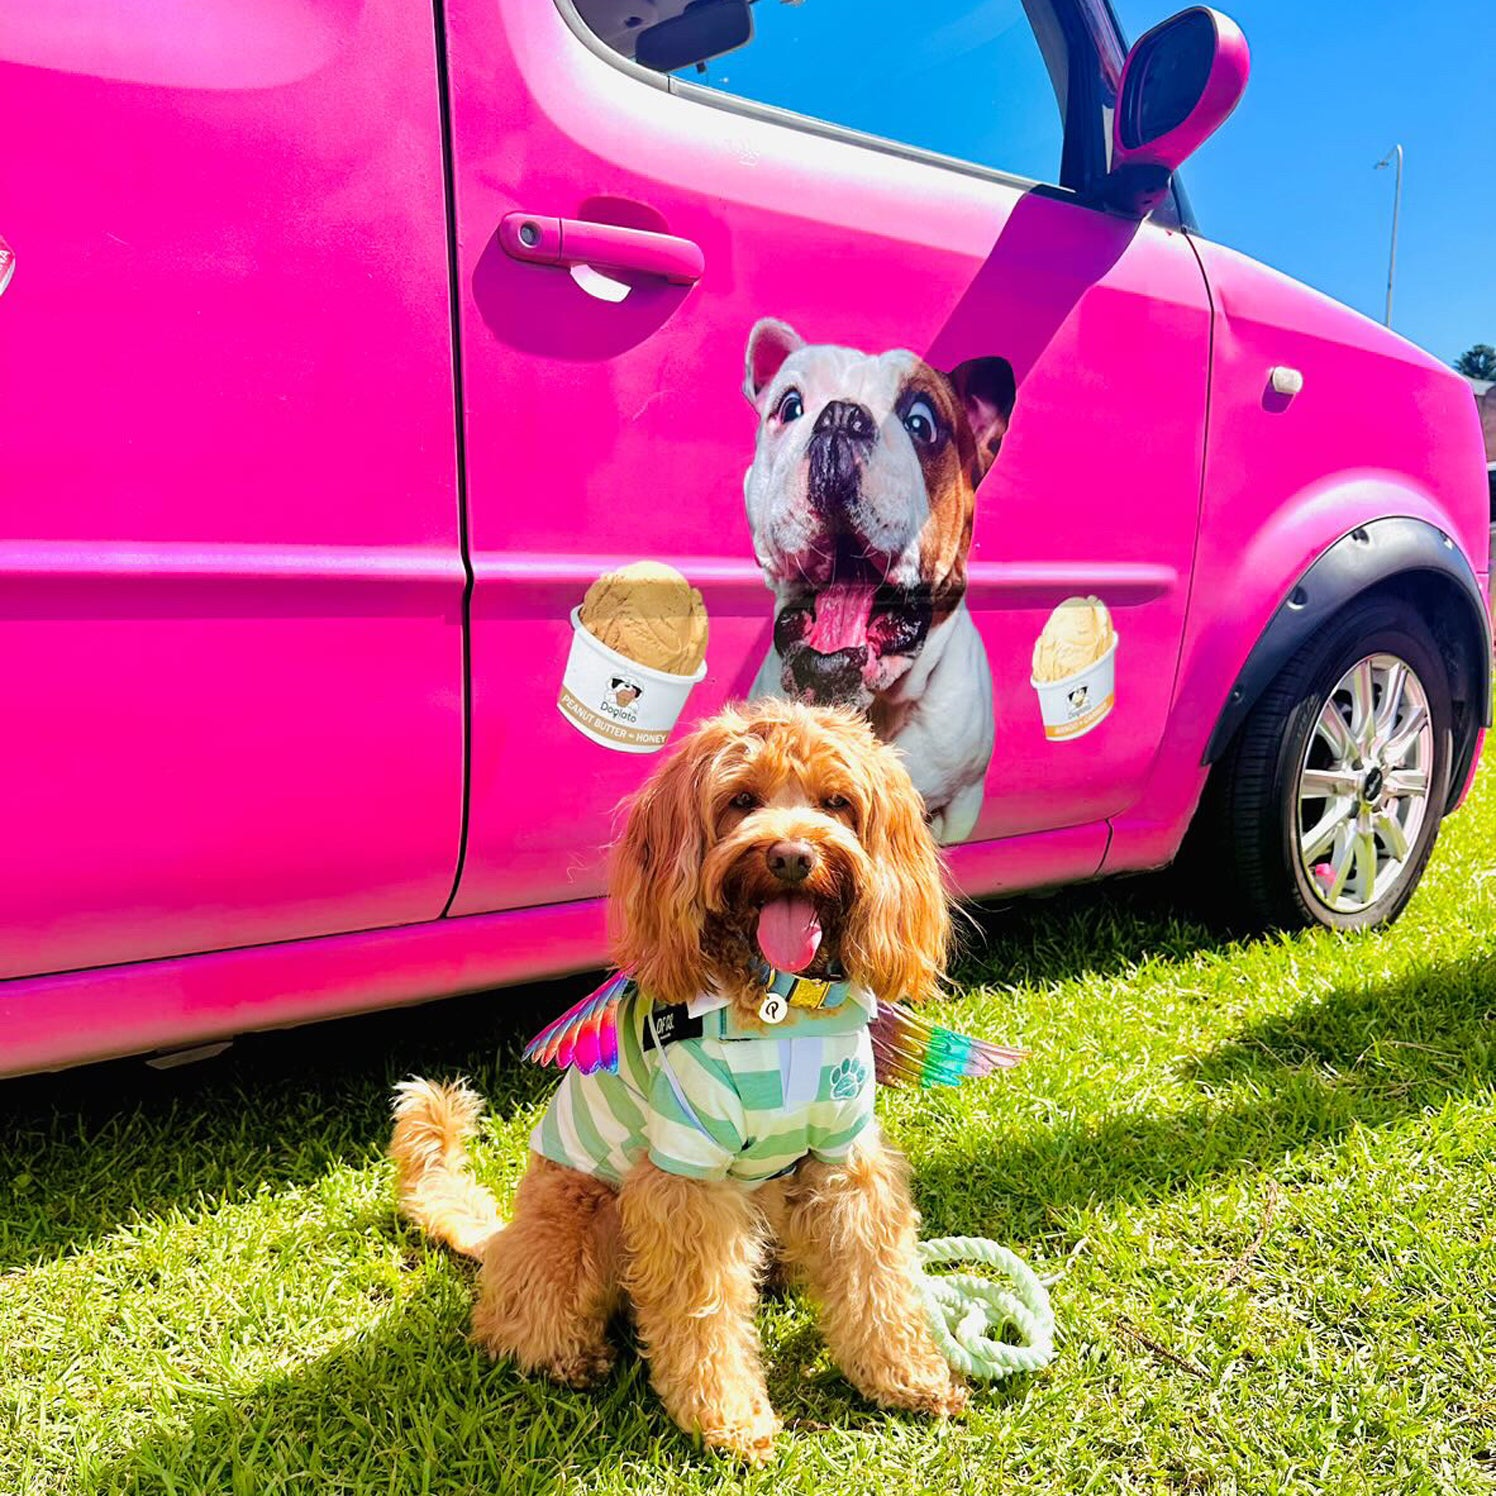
[1031,639,1118,741]
[558,606,708,753]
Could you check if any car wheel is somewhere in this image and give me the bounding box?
[1201,593,1452,932]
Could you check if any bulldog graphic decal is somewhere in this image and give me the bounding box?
[741,318,1014,844]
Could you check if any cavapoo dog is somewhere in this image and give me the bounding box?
[741,318,1016,843]
[390,700,965,1462]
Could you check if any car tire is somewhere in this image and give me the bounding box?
[1197,592,1453,933]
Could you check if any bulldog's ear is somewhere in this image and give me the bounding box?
[947,356,1017,479]
[744,318,805,405]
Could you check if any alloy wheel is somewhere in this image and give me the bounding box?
[1296,653,1435,915]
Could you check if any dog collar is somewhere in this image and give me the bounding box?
[647,991,873,1052]
[663,965,869,1044]
[753,962,855,1025]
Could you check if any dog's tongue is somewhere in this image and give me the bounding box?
[756,896,823,974]
[805,581,879,654]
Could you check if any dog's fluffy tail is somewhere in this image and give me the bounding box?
[389,1077,504,1260]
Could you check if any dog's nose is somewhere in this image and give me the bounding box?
[766,840,815,885]
[813,400,875,442]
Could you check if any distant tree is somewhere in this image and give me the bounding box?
[1455,343,1496,381]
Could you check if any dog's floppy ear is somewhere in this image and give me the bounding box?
[844,742,951,1004]
[744,318,805,406]
[947,356,1017,481]
[608,733,714,1006]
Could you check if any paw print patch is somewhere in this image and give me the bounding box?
[827,1056,868,1101]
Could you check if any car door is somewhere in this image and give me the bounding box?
[444,0,1210,915]
[0,0,465,978]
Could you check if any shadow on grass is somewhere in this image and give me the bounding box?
[949,870,1238,993]
[915,950,1496,1241]
[0,970,602,1271]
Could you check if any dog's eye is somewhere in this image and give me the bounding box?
[901,397,938,446]
[775,389,804,424]
[821,794,851,812]
[729,791,759,811]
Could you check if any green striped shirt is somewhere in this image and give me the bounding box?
[530,987,877,1188]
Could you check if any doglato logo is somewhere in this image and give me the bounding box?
[609,676,644,709]
[598,676,644,725]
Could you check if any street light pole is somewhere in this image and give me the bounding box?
[1375,144,1403,329]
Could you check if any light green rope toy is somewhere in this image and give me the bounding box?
[915,1236,1056,1381]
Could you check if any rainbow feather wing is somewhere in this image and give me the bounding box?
[523,971,632,1074]
[870,1001,1027,1090]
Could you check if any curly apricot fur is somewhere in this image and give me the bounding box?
[390,702,963,1461]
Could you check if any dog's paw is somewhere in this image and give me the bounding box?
[546,1341,618,1390]
[481,1329,617,1390]
[702,1398,781,1465]
[923,1375,969,1420]
[863,1367,969,1420]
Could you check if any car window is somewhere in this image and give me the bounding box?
[570,0,1073,188]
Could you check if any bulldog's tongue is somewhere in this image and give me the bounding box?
[756,896,823,974]
[805,581,879,654]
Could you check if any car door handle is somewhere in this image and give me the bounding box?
[498,213,704,286]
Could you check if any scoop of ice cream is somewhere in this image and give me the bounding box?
[578,561,709,675]
[1032,596,1116,684]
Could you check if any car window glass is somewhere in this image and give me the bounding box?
[571,0,1070,187]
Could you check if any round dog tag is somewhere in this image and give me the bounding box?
[758,993,787,1025]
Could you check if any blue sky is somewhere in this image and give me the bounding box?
[689,0,1493,367]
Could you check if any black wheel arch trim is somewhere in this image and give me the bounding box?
[1201,517,1492,808]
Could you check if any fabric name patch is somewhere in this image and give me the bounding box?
[642,1004,704,1051]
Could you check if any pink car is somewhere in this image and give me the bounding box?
[1,3,1488,1077]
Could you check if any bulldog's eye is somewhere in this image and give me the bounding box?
[775,389,804,424]
[821,793,851,812]
[902,397,938,446]
[729,791,759,811]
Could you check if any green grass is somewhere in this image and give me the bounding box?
[4,772,1495,1496]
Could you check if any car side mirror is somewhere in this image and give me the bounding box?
[635,0,753,74]
[1101,7,1250,217]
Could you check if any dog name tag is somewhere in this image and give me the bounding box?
[758,993,788,1025]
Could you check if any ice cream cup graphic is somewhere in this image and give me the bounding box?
[558,562,710,753]
[1030,596,1118,741]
